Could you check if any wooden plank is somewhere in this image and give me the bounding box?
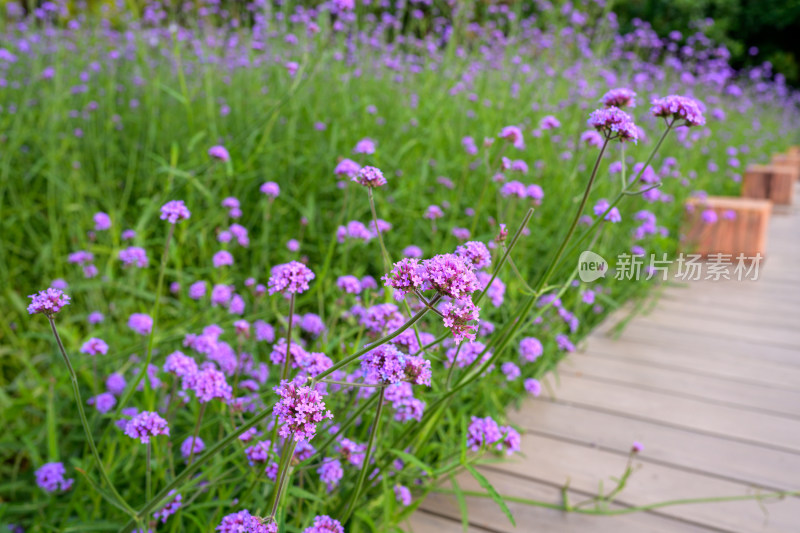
[541,372,800,453]
[509,400,800,491]
[403,510,495,533]
[487,434,800,533]
[558,352,800,418]
[616,310,800,351]
[420,468,719,533]
[591,320,800,368]
[645,296,800,331]
[582,336,800,390]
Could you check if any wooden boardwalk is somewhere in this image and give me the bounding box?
[408,197,800,532]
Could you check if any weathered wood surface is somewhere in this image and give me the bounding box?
[409,193,800,532]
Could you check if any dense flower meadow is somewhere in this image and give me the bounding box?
[1,0,799,532]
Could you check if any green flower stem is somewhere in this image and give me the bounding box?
[532,136,609,294]
[341,387,385,523]
[294,394,379,470]
[280,293,296,382]
[268,438,298,519]
[120,401,280,532]
[145,442,152,503]
[560,122,675,274]
[367,187,392,271]
[47,318,137,518]
[431,487,800,516]
[187,403,207,466]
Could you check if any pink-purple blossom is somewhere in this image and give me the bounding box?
[35,462,74,493]
[160,200,191,224]
[268,261,315,295]
[273,381,332,442]
[124,411,169,444]
[651,95,705,127]
[27,288,71,316]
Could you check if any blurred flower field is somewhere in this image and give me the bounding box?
[1,1,798,532]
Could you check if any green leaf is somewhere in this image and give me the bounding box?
[450,474,470,533]
[463,464,516,527]
[388,448,434,476]
[288,485,325,504]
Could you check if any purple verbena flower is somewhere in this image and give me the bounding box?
[455,241,491,270]
[119,246,148,268]
[180,437,205,459]
[160,200,191,224]
[650,95,705,127]
[362,344,407,384]
[303,515,344,533]
[124,411,169,444]
[353,165,386,188]
[154,490,182,523]
[268,261,315,295]
[27,288,70,316]
[128,313,153,336]
[88,392,116,413]
[587,106,638,143]
[441,300,480,345]
[208,145,230,161]
[35,462,74,492]
[80,337,108,356]
[273,381,332,442]
[601,88,637,108]
[192,367,233,403]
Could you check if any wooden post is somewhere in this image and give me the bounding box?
[742,164,795,205]
[771,153,800,181]
[685,197,772,259]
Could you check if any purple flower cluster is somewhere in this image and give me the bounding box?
[88,392,117,413]
[217,510,275,533]
[128,313,153,335]
[124,411,170,444]
[27,288,70,316]
[499,125,524,150]
[651,95,705,127]
[362,344,407,384]
[353,165,387,187]
[35,462,74,492]
[441,300,481,344]
[318,458,344,490]
[273,381,332,442]
[519,337,543,363]
[154,490,182,523]
[303,515,344,533]
[80,337,108,356]
[601,88,636,108]
[467,416,520,455]
[181,437,205,459]
[455,241,491,270]
[192,367,233,403]
[160,200,191,224]
[119,246,148,268]
[587,106,638,143]
[268,261,315,295]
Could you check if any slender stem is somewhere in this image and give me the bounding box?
[118,223,175,412]
[47,318,136,518]
[534,137,608,293]
[121,403,278,532]
[146,442,152,503]
[188,403,207,466]
[342,387,385,523]
[431,487,800,516]
[268,438,298,519]
[281,293,296,382]
[295,394,379,469]
[474,207,534,307]
[367,187,391,272]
